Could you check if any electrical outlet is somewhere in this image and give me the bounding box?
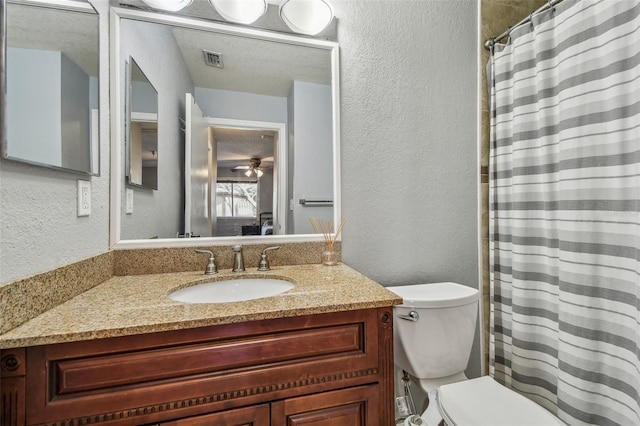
[126,188,134,214]
[77,180,91,217]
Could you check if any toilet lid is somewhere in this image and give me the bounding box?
[437,376,564,426]
[388,282,478,308]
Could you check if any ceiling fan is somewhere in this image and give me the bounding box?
[233,158,264,177]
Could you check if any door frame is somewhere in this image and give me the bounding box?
[205,117,287,236]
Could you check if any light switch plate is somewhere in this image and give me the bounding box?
[125,188,134,214]
[77,180,91,217]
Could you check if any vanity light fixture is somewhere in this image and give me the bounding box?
[279,0,334,35]
[140,0,193,12]
[209,0,268,25]
[138,0,334,36]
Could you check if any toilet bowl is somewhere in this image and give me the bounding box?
[389,283,564,426]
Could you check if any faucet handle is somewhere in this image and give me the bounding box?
[232,244,245,272]
[195,249,217,275]
[258,246,280,271]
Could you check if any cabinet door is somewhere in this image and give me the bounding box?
[161,404,269,426]
[271,385,379,426]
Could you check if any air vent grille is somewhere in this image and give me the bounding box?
[203,50,224,68]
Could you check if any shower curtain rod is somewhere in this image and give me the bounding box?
[484,0,564,50]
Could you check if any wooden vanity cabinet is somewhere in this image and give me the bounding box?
[0,307,394,426]
[159,404,270,426]
[158,385,377,426]
[271,384,379,425]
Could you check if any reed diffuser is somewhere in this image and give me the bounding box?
[309,217,346,266]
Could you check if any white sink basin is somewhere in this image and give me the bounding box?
[168,278,295,304]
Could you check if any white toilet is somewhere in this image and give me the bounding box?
[388,282,564,426]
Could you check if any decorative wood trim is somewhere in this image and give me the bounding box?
[0,377,26,426]
[378,307,395,425]
[39,368,379,426]
[162,404,270,426]
[1,348,25,377]
[1,350,27,425]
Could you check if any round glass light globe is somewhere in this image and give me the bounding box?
[140,0,193,12]
[280,0,334,35]
[209,0,268,24]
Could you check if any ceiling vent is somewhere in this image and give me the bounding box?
[203,50,224,68]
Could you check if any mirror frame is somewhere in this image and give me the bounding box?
[1,0,100,176]
[109,7,341,249]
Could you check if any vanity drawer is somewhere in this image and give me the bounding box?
[52,323,365,397]
[24,309,386,425]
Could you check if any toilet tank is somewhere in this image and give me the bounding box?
[388,282,479,379]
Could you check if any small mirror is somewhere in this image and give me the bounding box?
[127,57,158,190]
[2,0,99,175]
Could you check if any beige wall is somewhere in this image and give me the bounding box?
[479,0,547,373]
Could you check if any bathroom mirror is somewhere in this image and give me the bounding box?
[2,0,99,175]
[126,56,158,190]
[110,7,340,247]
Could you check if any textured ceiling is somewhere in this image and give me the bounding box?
[171,26,331,96]
[214,128,276,170]
[118,0,332,96]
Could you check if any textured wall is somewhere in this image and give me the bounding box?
[335,0,480,377]
[0,0,110,284]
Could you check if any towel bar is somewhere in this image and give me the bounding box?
[299,199,333,206]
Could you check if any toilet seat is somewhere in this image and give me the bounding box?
[437,376,564,426]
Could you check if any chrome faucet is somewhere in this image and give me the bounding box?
[232,244,245,272]
[258,246,280,271]
[194,249,217,275]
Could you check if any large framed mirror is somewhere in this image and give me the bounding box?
[2,0,99,175]
[110,7,340,248]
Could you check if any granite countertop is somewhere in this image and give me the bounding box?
[0,264,402,349]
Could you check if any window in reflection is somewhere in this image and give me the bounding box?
[216,182,258,218]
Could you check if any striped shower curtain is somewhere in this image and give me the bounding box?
[488,0,640,425]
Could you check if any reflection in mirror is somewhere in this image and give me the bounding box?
[112,7,340,247]
[185,115,283,239]
[127,57,158,190]
[216,128,275,238]
[2,0,99,175]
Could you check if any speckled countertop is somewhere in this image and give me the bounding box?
[0,264,402,349]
